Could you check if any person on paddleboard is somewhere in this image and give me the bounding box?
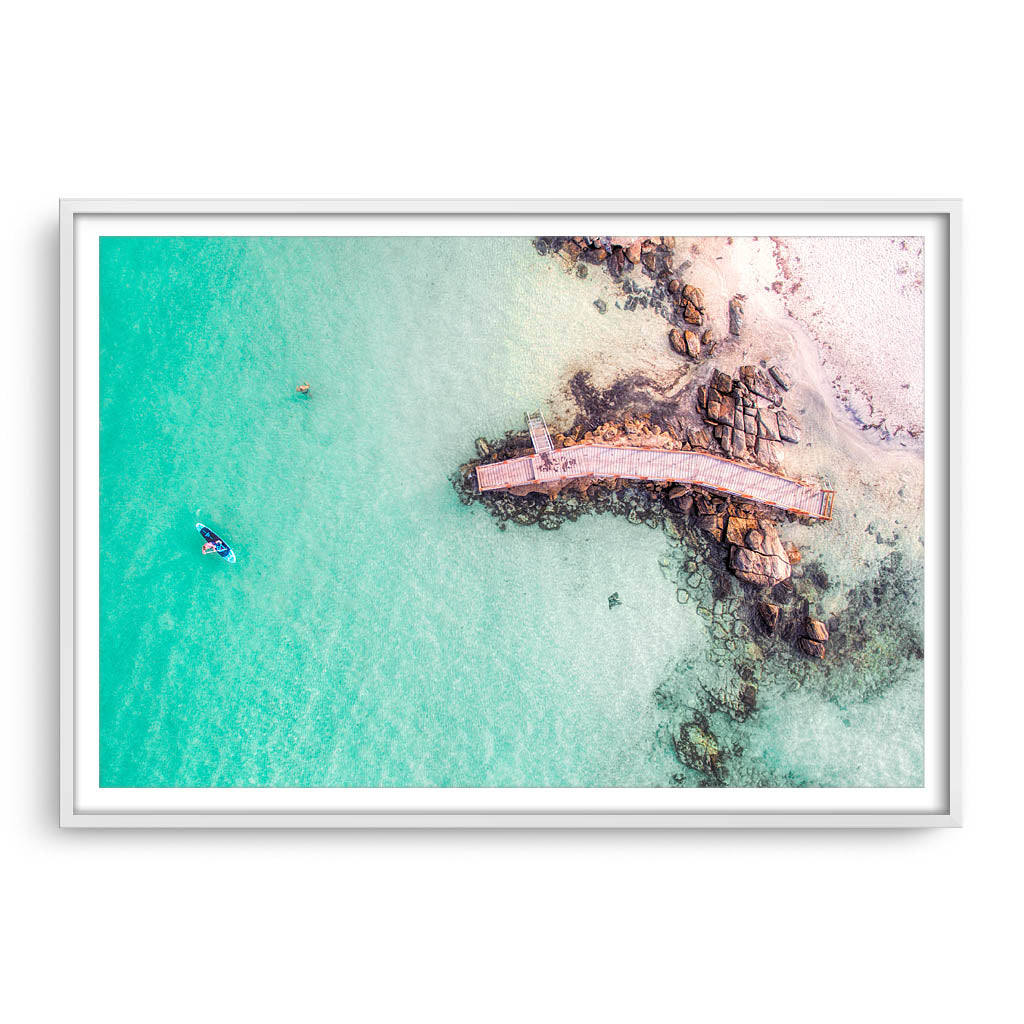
[202,540,218,555]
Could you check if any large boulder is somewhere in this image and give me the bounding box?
[739,365,782,405]
[776,410,802,443]
[684,330,701,358]
[728,518,792,587]
[697,514,724,540]
[730,546,792,587]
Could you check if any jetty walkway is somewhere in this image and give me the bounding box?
[476,417,834,520]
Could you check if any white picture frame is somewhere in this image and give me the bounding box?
[60,199,960,828]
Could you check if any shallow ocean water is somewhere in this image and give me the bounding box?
[99,235,923,787]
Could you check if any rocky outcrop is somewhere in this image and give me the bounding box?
[693,364,803,468]
[534,237,726,343]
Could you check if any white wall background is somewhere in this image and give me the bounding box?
[1,2,1018,1021]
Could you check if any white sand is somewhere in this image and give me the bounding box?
[667,235,924,443]
[774,236,924,441]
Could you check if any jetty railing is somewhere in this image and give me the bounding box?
[526,410,554,454]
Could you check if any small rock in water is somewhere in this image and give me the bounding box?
[608,592,622,609]
[594,298,607,314]
[576,263,588,279]
[805,618,829,643]
[758,601,780,635]
[799,637,826,659]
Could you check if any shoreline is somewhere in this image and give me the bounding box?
[452,234,926,786]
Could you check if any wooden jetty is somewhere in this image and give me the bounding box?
[477,416,835,520]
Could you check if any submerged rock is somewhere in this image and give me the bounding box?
[758,601,780,634]
[769,365,792,391]
[674,719,721,777]
[805,618,829,642]
[594,298,607,314]
[799,637,826,659]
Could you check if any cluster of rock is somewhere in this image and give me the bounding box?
[695,365,800,470]
[535,236,728,344]
[757,598,831,661]
[674,716,722,779]
[536,235,679,281]
[668,316,715,361]
[672,491,795,589]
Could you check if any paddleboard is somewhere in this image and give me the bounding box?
[196,522,236,563]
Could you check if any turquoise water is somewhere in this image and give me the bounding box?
[99,236,923,787]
